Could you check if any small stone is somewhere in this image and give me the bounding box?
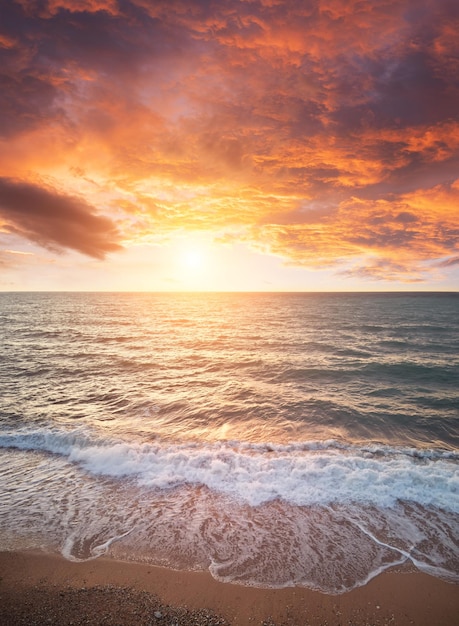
[154,611,162,619]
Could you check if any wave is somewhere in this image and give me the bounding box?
[1,427,457,511]
[1,427,458,592]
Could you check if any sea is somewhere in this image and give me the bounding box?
[0,292,458,594]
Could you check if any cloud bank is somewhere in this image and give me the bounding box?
[0,0,458,281]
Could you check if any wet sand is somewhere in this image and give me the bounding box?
[0,551,458,625]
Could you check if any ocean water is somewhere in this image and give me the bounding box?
[0,292,458,593]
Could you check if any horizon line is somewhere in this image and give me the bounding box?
[1,289,458,295]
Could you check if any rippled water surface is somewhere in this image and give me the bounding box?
[0,292,458,592]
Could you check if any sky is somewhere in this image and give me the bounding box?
[0,0,458,291]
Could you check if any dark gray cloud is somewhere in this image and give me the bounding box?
[0,177,122,258]
[0,0,190,137]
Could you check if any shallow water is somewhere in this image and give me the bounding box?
[0,292,458,592]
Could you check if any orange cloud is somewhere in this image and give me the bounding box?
[13,0,120,17]
[244,181,459,281]
[0,0,458,284]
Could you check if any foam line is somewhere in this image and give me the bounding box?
[345,515,458,583]
[62,527,135,562]
[347,516,412,560]
[1,428,458,511]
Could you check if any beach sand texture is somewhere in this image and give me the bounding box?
[1,551,458,625]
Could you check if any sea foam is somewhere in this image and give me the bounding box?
[1,427,458,592]
[1,427,457,511]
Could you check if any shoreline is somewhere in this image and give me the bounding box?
[1,551,458,625]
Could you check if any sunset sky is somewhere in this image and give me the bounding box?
[0,0,458,291]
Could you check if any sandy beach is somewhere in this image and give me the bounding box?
[0,551,458,625]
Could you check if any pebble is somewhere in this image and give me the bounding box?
[0,584,233,626]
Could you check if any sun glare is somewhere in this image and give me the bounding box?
[175,243,212,287]
[181,248,205,272]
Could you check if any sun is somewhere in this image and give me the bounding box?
[170,237,216,288]
[181,248,205,272]
[177,245,210,281]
